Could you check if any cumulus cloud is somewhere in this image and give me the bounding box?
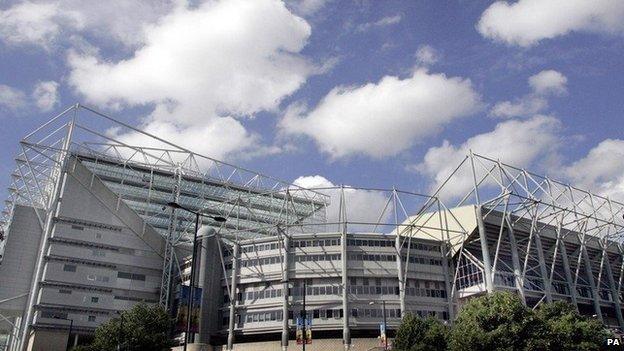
[528,70,568,95]
[68,0,316,160]
[280,69,481,159]
[415,45,440,66]
[287,0,331,16]
[565,139,624,200]
[477,0,624,47]
[0,84,27,111]
[0,0,176,49]
[490,70,566,118]
[32,81,60,112]
[293,175,392,226]
[413,115,562,200]
[357,14,402,32]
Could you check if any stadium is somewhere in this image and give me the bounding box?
[1,105,623,351]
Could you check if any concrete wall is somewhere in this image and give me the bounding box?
[0,205,41,317]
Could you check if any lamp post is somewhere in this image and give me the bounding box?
[369,301,387,351]
[52,316,73,351]
[164,202,226,351]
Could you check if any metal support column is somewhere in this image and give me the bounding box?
[557,234,579,310]
[227,243,240,350]
[341,231,350,350]
[505,213,526,304]
[440,241,455,320]
[581,239,603,322]
[534,231,553,303]
[281,235,290,351]
[475,206,494,293]
[602,243,624,329]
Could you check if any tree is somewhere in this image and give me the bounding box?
[536,301,612,351]
[394,313,449,351]
[448,292,549,351]
[73,303,173,351]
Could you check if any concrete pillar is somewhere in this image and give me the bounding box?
[227,243,240,350]
[440,241,455,320]
[505,215,526,304]
[281,235,290,351]
[475,206,494,293]
[395,235,406,317]
[341,232,350,350]
[198,231,217,345]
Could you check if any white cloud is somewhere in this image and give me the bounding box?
[108,117,260,162]
[280,69,481,159]
[415,45,440,66]
[414,115,562,200]
[32,81,60,112]
[565,139,624,200]
[477,0,624,47]
[288,0,331,16]
[490,96,548,118]
[293,175,392,225]
[357,14,402,32]
[490,70,566,118]
[68,0,316,160]
[0,84,26,111]
[528,70,568,96]
[0,0,176,49]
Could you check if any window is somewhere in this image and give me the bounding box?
[351,309,358,317]
[63,264,77,272]
[91,297,99,303]
[71,225,84,231]
[88,315,96,322]
[117,272,132,279]
[327,310,333,318]
[59,289,72,294]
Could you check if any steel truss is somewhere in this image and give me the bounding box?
[0,104,328,351]
[432,151,624,328]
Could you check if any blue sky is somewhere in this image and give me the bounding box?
[0,0,623,203]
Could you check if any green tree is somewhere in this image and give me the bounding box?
[536,301,612,351]
[72,303,173,351]
[448,292,549,351]
[394,313,449,351]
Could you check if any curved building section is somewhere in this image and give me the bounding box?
[203,232,451,349]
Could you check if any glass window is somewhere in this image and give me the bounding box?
[88,315,96,322]
[63,264,77,272]
[91,297,99,303]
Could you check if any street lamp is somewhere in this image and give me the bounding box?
[164,202,226,351]
[369,301,388,351]
[52,316,73,351]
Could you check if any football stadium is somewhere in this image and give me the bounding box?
[1,105,623,351]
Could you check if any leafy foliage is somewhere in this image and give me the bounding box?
[395,292,613,351]
[394,313,449,351]
[72,303,173,351]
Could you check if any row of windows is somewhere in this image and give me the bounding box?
[405,288,447,299]
[240,256,283,268]
[347,285,399,296]
[230,237,440,256]
[291,239,340,248]
[117,271,146,281]
[293,254,341,263]
[40,311,97,322]
[348,239,439,252]
[346,254,443,266]
[243,310,284,323]
[351,308,401,318]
